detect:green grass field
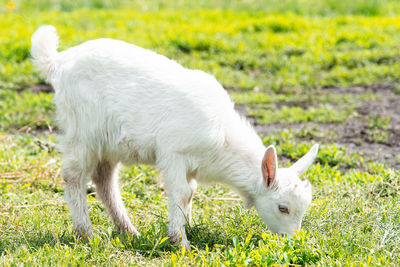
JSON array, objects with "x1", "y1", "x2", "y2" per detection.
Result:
[{"x1": 1, "y1": 0, "x2": 400, "y2": 265}]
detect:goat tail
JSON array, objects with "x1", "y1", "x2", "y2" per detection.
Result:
[{"x1": 31, "y1": 25, "x2": 59, "y2": 80}]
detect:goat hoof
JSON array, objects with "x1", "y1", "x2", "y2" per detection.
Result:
[
  {"x1": 182, "y1": 241, "x2": 191, "y2": 252},
  {"x1": 131, "y1": 229, "x2": 141, "y2": 238},
  {"x1": 168, "y1": 232, "x2": 191, "y2": 251},
  {"x1": 75, "y1": 228, "x2": 93, "y2": 243},
  {"x1": 120, "y1": 224, "x2": 141, "y2": 238}
]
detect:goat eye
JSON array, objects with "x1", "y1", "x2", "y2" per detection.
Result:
[{"x1": 278, "y1": 205, "x2": 289, "y2": 214}]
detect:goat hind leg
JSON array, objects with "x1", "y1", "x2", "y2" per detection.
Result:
[
  {"x1": 186, "y1": 179, "x2": 197, "y2": 225},
  {"x1": 92, "y1": 160, "x2": 140, "y2": 237},
  {"x1": 62, "y1": 159, "x2": 93, "y2": 241}
]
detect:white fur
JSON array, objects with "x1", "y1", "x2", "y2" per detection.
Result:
[{"x1": 31, "y1": 25, "x2": 318, "y2": 248}]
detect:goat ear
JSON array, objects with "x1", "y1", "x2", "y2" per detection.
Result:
[
  {"x1": 262, "y1": 145, "x2": 278, "y2": 188},
  {"x1": 290, "y1": 144, "x2": 319, "y2": 176}
]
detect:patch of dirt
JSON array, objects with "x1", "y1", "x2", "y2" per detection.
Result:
[
  {"x1": 274, "y1": 101, "x2": 312, "y2": 109},
  {"x1": 30, "y1": 84, "x2": 54, "y2": 94},
  {"x1": 235, "y1": 84, "x2": 400, "y2": 170}
]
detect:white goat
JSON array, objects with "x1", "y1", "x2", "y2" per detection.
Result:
[{"x1": 31, "y1": 25, "x2": 319, "y2": 249}]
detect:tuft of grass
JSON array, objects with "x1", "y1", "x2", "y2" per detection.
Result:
[{"x1": 367, "y1": 115, "x2": 391, "y2": 143}]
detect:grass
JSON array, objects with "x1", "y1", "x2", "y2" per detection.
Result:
[
  {"x1": 1, "y1": 133, "x2": 399, "y2": 265},
  {"x1": 367, "y1": 115, "x2": 391, "y2": 143},
  {"x1": 1, "y1": 0, "x2": 400, "y2": 265}
]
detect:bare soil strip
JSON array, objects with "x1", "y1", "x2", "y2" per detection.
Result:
[{"x1": 235, "y1": 84, "x2": 400, "y2": 170}]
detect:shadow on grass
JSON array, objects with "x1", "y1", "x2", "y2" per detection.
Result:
[
  {"x1": 0, "y1": 230, "x2": 76, "y2": 255},
  {"x1": 186, "y1": 223, "x2": 235, "y2": 249},
  {"x1": 0, "y1": 219, "x2": 251, "y2": 259},
  {"x1": 110, "y1": 221, "x2": 236, "y2": 258}
]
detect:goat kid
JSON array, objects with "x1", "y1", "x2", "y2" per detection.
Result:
[{"x1": 31, "y1": 25, "x2": 319, "y2": 249}]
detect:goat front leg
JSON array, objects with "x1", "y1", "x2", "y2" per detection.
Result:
[{"x1": 161, "y1": 160, "x2": 193, "y2": 250}]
